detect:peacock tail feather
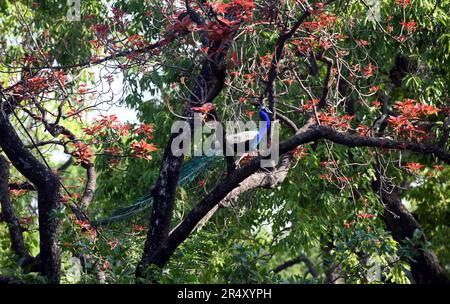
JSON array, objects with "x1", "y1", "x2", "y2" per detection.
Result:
[{"x1": 93, "y1": 154, "x2": 216, "y2": 226}]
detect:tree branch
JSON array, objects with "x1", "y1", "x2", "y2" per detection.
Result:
[
  {"x1": 139, "y1": 122, "x2": 449, "y2": 268},
  {"x1": 136, "y1": 36, "x2": 233, "y2": 279},
  {"x1": 372, "y1": 165, "x2": 450, "y2": 284},
  {"x1": 272, "y1": 254, "x2": 319, "y2": 279},
  {"x1": 0, "y1": 102, "x2": 61, "y2": 283}
]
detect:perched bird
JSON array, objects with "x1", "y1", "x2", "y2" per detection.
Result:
[{"x1": 94, "y1": 105, "x2": 272, "y2": 225}]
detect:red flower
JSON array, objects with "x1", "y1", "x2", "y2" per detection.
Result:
[
  {"x1": 170, "y1": 15, "x2": 194, "y2": 33},
  {"x1": 91, "y1": 23, "x2": 109, "y2": 36},
  {"x1": 104, "y1": 147, "x2": 121, "y2": 156},
  {"x1": 371, "y1": 100, "x2": 382, "y2": 108},
  {"x1": 369, "y1": 86, "x2": 381, "y2": 92},
  {"x1": 192, "y1": 103, "x2": 216, "y2": 113},
  {"x1": 356, "y1": 39, "x2": 369, "y2": 47},
  {"x1": 197, "y1": 179, "x2": 206, "y2": 187},
  {"x1": 356, "y1": 124, "x2": 370, "y2": 136},
  {"x1": 259, "y1": 53, "x2": 273, "y2": 68},
  {"x1": 434, "y1": 165, "x2": 444, "y2": 171},
  {"x1": 107, "y1": 240, "x2": 119, "y2": 250},
  {"x1": 343, "y1": 221, "x2": 355, "y2": 228},
  {"x1": 75, "y1": 219, "x2": 91, "y2": 230},
  {"x1": 302, "y1": 99, "x2": 319, "y2": 111},
  {"x1": 387, "y1": 115, "x2": 410, "y2": 133},
  {"x1": 83, "y1": 124, "x2": 103, "y2": 136},
  {"x1": 136, "y1": 123, "x2": 155, "y2": 139},
  {"x1": 362, "y1": 63, "x2": 377, "y2": 77},
  {"x1": 72, "y1": 142, "x2": 94, "y2": 166},
  {"x1": 319, "y1": 174, "x2": 332, "y2": 181},
  {"x1": 357, "y1": 213, "x2": 375, "y2": 219},
  {"x1": 9, "y1": 189, "x2": 27, "y2": 197},
  {"x1": 133, "y1": 224, "x2": 146, "y2": 232},
  {"x1": 404, "y1": 162, "x2": 425, "y2": 172},
  {"x1": 400, "y1": 21, "x2": 418, "y2": 32},
  {"x1": 337, "y1": 176, "x2": 352, "y2": 182},
  {"x1": 282, "y1": 78, "x2": 295, "y2": 85},
  {"x1": 293, "y1": 146, "x2": 308, "y2": 159},
  {"x1": 395, "y1": 0, "x2": 411, "y2": 8},
  {"x1": 131, "y1": 140, "x2": 159, "y2": 160},
  {"x1": 321, "y1": 160, "x2": 338, "y2": 168},
  {"x1": 231, "y1": 52, "x2": 238, "y2": 65},
  {"x1": 112, "y1": 7, "x2": 125, "y2": 19},
  {"x1": 245, "y1": 110, "x2": 256, "y2": 118},
  {"x1": 83, "y1": 114, "x2": 121, "y2": 136},
  {"x1": 116, "y1": 124, "x2": 132, "y2": 136}
]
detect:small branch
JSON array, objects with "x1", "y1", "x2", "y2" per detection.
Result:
[
  {"x1": 272, "y1": 254, "x2": 319, "y2": 279},
  {"x1": 317, "y1": 56, "x2": 333, "y2": 108},
  {"x1": 79, "y1": 163, "x2": 96, "y2": 209},
  {"x1": 275, "y1": 111, "x2": 299, "y2": 132}
]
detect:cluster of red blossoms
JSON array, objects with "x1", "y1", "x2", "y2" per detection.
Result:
[
  {"x1": 168, "y1": 0, "x2": 255, "y2": 43},
  {"x1": 12, "y1": 71, "x2": 68, "y2": 95},
  {"x1": 79, "y1": 114, "x2": 159, "y2": 164},
  {"x1": 395, "y1": 0, "x2": 411, "y2": 8},
  {"x1": 71, "y1": 142, "x2": 94, "y2": 166},
  {"x1": 318, "y1": 112, "x2": 355, "y2": 131},
  {"x1": 387, "y1": 98, "x2": 440, "y2": 140},
  {"x1": 301, "y1": 13, "x2": 337, "y2": 31},
  {"x1": 130, "y1": 140, "x2": 159, "y2": 160}
]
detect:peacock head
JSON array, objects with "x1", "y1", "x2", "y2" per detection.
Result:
[{"x1": 258, "y1": 105, "x2": 272, "y2": 121}]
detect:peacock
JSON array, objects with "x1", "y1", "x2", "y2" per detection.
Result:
[{"x1": 93, "y1": 105, "x2": 271, "y2": 225}]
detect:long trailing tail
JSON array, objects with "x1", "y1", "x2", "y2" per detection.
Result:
[{"x1": 93, "y1": 154, "x2": 215, "y2": 226}]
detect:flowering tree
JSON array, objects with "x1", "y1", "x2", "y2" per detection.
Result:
[{"x1": 0, "y1": 0, "x2": 449, "y2": 284}]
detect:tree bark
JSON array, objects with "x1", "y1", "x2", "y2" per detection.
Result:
[
  {"x1": 372, "y1": 170, "x2": 450, "y2": 284},
  {"x1": 0, "y1": 104, "x2": 61, "y2": 283},
  {"x1": 135, "y1": 37, "x2": 229, "y2": 280},
  {"x1": 133, "y1": 122, "x2": 450, "y2": 273}
]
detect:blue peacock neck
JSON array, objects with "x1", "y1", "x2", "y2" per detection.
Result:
[{"x1": 255, "y1": 109, "x2": 271, "y2": 146}]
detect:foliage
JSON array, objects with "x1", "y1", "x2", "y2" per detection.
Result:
[{"x1": 0, "y1": 0, "x2": 448, "y2": 284}]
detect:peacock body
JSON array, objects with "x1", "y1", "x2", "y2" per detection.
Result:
[{"x1": 94, "y1": 107, "x2": 271, "y2": 225}]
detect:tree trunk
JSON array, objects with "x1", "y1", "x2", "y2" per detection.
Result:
[
  {"x1": 0, "y1": 104, "x2": 61, "y2": 283},
  {"x1": 372, "y1": 174, "x2": 450, "y2": 284}
]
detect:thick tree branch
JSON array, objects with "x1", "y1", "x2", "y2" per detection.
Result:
[
  {"x1": 0, "y1": 103, "x2": 60, "y2": 283},
  {"x1": 372, "y1": 167, "x2": 450, "y2": 284},
  {"x1": 140, "y1": 122, "x2": 449, "y2": 268},
  {"x1": 136, "y1": 36, "x2": 233, "y2": 278},
  {"x1": 311, "y1": 126, "x2": 450, "y2": 164}
]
